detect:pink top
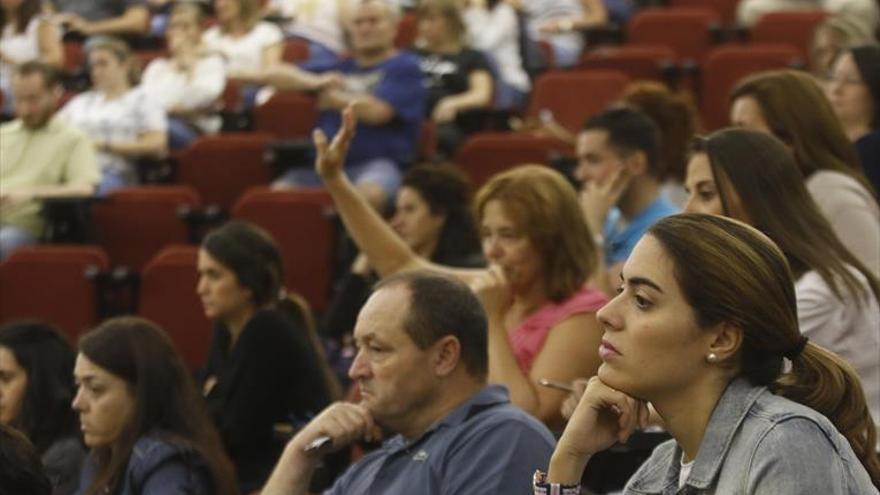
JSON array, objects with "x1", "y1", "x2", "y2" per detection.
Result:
[{"x1": 509, "y1": 286, "x2": 608, "y2": 372}]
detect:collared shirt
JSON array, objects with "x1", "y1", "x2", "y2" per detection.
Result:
[
  {"x1": 603, "y1": 194, "x2": 679, "y2": 265},
  {"x1": 0, "y1": 116, "x2": 99, "y2": 235},
  {"x1": 326, "y1": 385, "x2": 556, "y2": 495},
  {"x1": 624, "y1": 377, "x2": 877, "y2": 494}
]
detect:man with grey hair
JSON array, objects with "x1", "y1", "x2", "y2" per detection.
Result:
[{"x1": 262, "y1": 271, "x2": 556, "y2": 494}]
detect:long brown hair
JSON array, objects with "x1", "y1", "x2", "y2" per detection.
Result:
[
  {"x1": 730, "y1": 70, "x2": 874, "y2": 194},
  {"x1": 474, "y1": 164, "x2": 596, "y2": 302},
  {"x1": 78, "y1": 317, "x2": 238, "y2": 495},
  {"x1": 692, "y1": 128, "x2": 880, "y2": 306},
  {"x1": 0, "y1": 0, "x2": 40, "y2": 34},
  {"x1": 649, "y1": 214, "x2": 879, "y2": 486}
]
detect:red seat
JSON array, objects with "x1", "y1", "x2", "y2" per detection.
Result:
[
  {"x1": 253, "y1": 91, "x2": 318, "y2": 139},
  {"x1": 751, "y1": 11, "x2": 828, "y2": 60},
  {"x1": 282, "y1": 38, "x2": 311, "y2": 64},
  {"x1": 0, "y1": 246, "x2": 109, "y2": 341},
  {"x1": 63, "y1": 40, "x2": 85, "y2": 73},
  {"x1": 669, "y1": 0, "x2": 739, "y2": 25},
  {"x1": 527, "y1": 70, "x2": 630, "y2": 132},
  {"x1": 175, "y1": 133, "x2": 273, "y2": 211},
  {"x1": 578, "y1": 45, "x2": 676, "y2": 82},
  {"x1": 231, "y1": 187, "x2": 336, "y2": 312},
  {"x1": 700, "y1": 44, "x2": 803, "y2": 130},
  {"x1": 394, "y1": 11, "x2": 418, "y2": 49},
  {"x1": 138, "y1": 245, "x2": 212, "y2": 370},
  {"x1": 627, "y1": 8, "x2": 721, "y2": 63},
  {"x1": 92, "y1": 186, "x2": 200, "y2": 271},
  {"x1": 454, "y1": 132, "x2": 574, "y2": 188},
  {"x1": 220, "y1": 80, "x2": 243, "y2": 113}
]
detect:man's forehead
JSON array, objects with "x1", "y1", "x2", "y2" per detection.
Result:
[
  {"x1": 354, "y1": 1, "x2": 395, "y2": 20},
  {"x1": 353, "y1": 285, "x2": 410, "y2": 339}
]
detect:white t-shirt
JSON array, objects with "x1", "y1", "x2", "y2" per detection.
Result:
[
  {"x1": 141, "y1": 54, "x2": 226, "y2": 133},
  {"x1": 521, "y1": 0, "x2": 584, "y2": 52},
  {"x1": 268, "y1": 0, "x2": 356, "y2": 54},
  {"x1": 0, "y1": 17, "x2": 43, "y2": 95},
  {"x1": 464, "y1": 4, "x2": 530, "y2": 92},
  {"x1": 796, "y1": 267, "x2": 880, "y2": 430},
  {"x1": 58, "y1": 87, "x2": 167, "y2": 179},
  {"x1": 202, "y1": 21, "x2": 283, "y2": 73}
]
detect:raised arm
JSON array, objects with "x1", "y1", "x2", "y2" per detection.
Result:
[{"x1": 315, "y1": 106, "x2": 484, "y2": 284}]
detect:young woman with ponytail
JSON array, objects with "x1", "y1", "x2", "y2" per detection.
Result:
[{"x1": 536, "y1": 214, "x2": 878, "y2": 494}]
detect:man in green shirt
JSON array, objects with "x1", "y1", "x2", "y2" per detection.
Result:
[{"x1": 0, "y1": 61, "x2": 99, "y2": 260}]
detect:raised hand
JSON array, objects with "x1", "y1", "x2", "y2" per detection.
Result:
[{"x1": 314, "y1": 103, "x2": 357, "y2": 182}]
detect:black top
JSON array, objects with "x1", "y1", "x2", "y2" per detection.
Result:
[
  {"x1": 200, "y1": 308, "x2": 331, "y2": 492},
  {"x1": 856, "y1": 130, "x2": 880, "y2": 193},
  {"x1": 415, "y1": 48, "x2": 493, "y2": 134}
]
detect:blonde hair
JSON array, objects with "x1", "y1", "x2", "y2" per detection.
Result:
[{"x1": 474, "y1": 165, "x2": 597, "y2": 302}]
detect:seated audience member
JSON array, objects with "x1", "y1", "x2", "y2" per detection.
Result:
[
  {"x1": 738, "y1": 0, "x2": 879, "y2": 38},
  {"x1": 621, "y1": 81, "x2": 701, "y2": 208},
  {"x1": 684, "y1": 128, "x2": 880, "y2": 432},
  {"x1": 46, "y1": 0, "x2": 150, "y2": 36},
  {"x1": 265, "y1": 0, "x2": 426, "y2": 209},
  {"x1": 322, "y1": 164, "x2": 483, "y2": 344},
  {"x1": 415, "y1": 0, "x2": 493, "y2": 159},
  {"x1": 141, "y1": 2, "x2": 225, "y2": 150},
  {"x1": 264, "y1": 0, "x2": 355, "y2": 66},
  {"x1": 58, "y1": 37, "x2": 167, "y2": 195},
  {"x1": 0, "y1": 0, "x2": 63, "y2": 115},
  {"x1": 575, "y1": 107, "x2": 680, "y2": 294},
  {"x1": 827, "y1": 44, "x2": 880, "y2": 192},
  {"x1": 0, "y1": 424, "x2": 51, "y2": 495},
  {"x1": 0, "y1": 322, "x2": 84, "y2": 495},
  {"x1": 202, "y1": 0, "x2": 282, "y2": 107},
  {"x1": 312, "y1": 107, "x2": 607, "y2": 427},
  {"x1": 810, "y1": 15, "x2": 874, "y2": 78},
  {"x1": 511, "y1": 0, "x2": 607, "y2": 70},
  {"x1": 197, "y1": 221, "x2": 339, "y2": 492},
  {"x1": 462, "y1": 0, "x2": 530, "y2": 111},
  {"x1": 0, "y1": 62, "x2": 99, "y2": 260},
  {"x1": 731, "y1": 69, "x2": 880, "y2": 277},
  {"x1": 73, "y1": 317, "x2": 237, "y2": 495},
  {"x1": 537, "y1": 213, "x2": 880, "y2": 493},
  {"x1": 262, "y1": 271, "x2": 557, "y2": 495}
]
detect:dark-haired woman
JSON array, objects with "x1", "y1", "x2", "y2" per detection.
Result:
[
  {"x1": 684, "y1": 128, "x2": 880, "y2": 438},
  {"x1": 73, "y1": 317, "x2": 237, "y2": 495},
  {"x1": 322, "y1": 164, "x2": 483, "y2": 344},
  {"x1": 827, "y1": 44, "x2": 880, "y2": 192},
  {"x1": 537, "y1": 214, "x2": 879, "y2": 493},
  {"x1": 0, "y1": 321, "x2": 83, "y2": 495},
  {"x1": 197, "y1": 220, "x2": 339, "y2": 492}
]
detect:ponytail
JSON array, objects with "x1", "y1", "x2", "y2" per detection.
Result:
[{"x1": 774, "y1": 343, "x2": 880, "y2": 486}]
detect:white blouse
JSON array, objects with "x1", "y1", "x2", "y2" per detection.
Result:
[
  {"x1": 202, "y1": 21, "x2": 283, "y2": 73},
  {"x1": 141, "y1": 54, "x2": 226, "y2": 133}
]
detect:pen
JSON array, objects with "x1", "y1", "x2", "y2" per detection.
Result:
[{"x1": 538, "y1": 378, "x2": 575, "y2": 392}]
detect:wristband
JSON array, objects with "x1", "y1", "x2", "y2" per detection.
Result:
[{"x1": 533, "y1": 470, "x2": 581, "y2": 495}]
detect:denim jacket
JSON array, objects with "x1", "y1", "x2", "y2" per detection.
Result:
[
  {"x1": 624, "y1": 377, "x2": 878, "y2": 494},
  {"x1": 76, "y1": 435, "x2": 212, "y2": 495}
]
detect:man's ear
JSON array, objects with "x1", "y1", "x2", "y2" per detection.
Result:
[
  {"x1": 624, "y1": 150, "x2": 648, "y2": 177},
  {"x1": 431, "y1": 335, "x2": 461, "y2": 377}
]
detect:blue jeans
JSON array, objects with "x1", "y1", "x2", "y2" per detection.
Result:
[
  {"x1": 168, "y1": 117, "x2": 200, "y2": 150},
  {"x1": 97, "y1": 168, "x2": 134, "y2": 196},
  {"x1": 0, "y1": 225, "x2": 37, "y2": 260}
]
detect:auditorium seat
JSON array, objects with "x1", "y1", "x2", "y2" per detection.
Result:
[
  {"x1": 527, "y1": 69, "x2": 630, "y2": 132},
  {"x1": 0, "y1": 245, "x2": 109, "y2": 342},
  {"x1": 751, "y1": 11, "x2": 828, "y2": 60},
  {"x1": 578, "y1": 45, "x2": 677, "y2": 83},
  {"x1": 454, "y1": 132, "x2": 575, "y2": 188},
  {"x1": 394, "y1": 11, "x2": 418, "y2": 49},
  {"x1": 627, "y1": 7, "x2": 721, "y2": 63},
  {"x1": 282, "y1": 38, "x2": 311, "y2": 64},
  {"x1": 231, "y1": 187, "x2": 336, "y2": 313},
  {"x1": 253, "y1": 91, "x2": 318, "y2": 139},
  {"x1": 669, "y1": 0, "x2": 739, "y2": 25}
]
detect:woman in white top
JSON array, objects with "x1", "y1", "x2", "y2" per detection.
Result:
[
  {"x1": 58, "y1": 37, "x2": 167, "y2": 195},
  {"x1": 684, "y1": 128, "x2": 880, "y2": 432},
  {"x1": 141, "y1": 3, "x2": 225, "y2": 149},
  {"x1": 264, "y1": 0, "x2": 355, "y2": 66},
  {"x1": 730, "y1": 69, "x2": 880, "y2": 278},
  {"x1": 462, "y1": 0, "x2": 530, "y2": 110},
  {"x1": 203, "y1": 0, "x2": 282, "y2": 108},
  {"x1": 0, "y1": 0, "x2": 62, "y2": 114}
]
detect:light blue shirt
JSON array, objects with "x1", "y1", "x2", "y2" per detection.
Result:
[
  {"x1": 326, "y1": 385, "x2": 556, "y2": 495},
  {"x1": 624, "y1": 377, "x2": 877, "y2": 494},
  {"x1": 603, "y1": 195, "x2": 679, "y2": 265}
]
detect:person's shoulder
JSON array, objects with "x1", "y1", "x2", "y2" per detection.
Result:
[
  {"x1": 806, "y1": 169, "x2": 872, "y2": 198},
  {"x1": 252, "y1": 21, "x2": 284, "y2": 39},
  {"x1": 744, "y1": 390, "x2": 844, "y2": 450},
  {"x1": 126, "y1": 434, "x2": 211, "y2": 492},
  {"x1": 623, "y1": 438, "x2": 679, "y2": 491},
  {"x1": 0, "y1": 119, "x2": 22, "y2": 134},
  {"x1": 241, "y1": 308, "x2": 304, "y2": 342}
]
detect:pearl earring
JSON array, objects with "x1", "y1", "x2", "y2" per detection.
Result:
[{"x1": 707, "y1": 352, "x2": 718, "y2": 363}]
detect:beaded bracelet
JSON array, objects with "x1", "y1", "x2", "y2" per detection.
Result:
[{"x1": 533, "y1": 470, "x2": 581, "y2": 495}]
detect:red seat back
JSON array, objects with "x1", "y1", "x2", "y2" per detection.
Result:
[
  {"x1": 231, "y1": 187, "x2": 336, "y2": 312},
  {"x1": 627, "y1": 8, "x2": 720, "y2": 63},
  {"x1": 527, "y1": 70, "x2": 630, "y2": 132},
  {"x1": 751, "y1": 11, "x2": 828, "y2": 60},
  {"x1": 138, "y1": 245, "x2": 212, "y2": 370},
  {"x1": 394, "y1": 11, "x2": 418, "y2": 49},
  {"x1": 253, "y1": 91, "x2": 318, "y2": 139},
  {"x1": 454, "y1": 132, "x2": 574, "y2": 188},
  {"x1": 669, "y1": 0, "x2": 739, "y2": 25},
  {"x1": 578, "y1": 45, "x2": 676, "y2": 82},
  {"x1": 282, "y1": 38, "x2": 311, "y2": 64},
  {"x1": 0, "y1": 246, "x2": 109, "y2": 342},
  {"x1": 92, "y1": 186, "x2": 200, "y2": 270},
  {"x1": 175, "y1": 133, "x2": 273, "y2": 211}
]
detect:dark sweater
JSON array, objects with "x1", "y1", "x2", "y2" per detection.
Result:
[{"x1": 200, "y1": 308, "x2": 331, "y2": 492}]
